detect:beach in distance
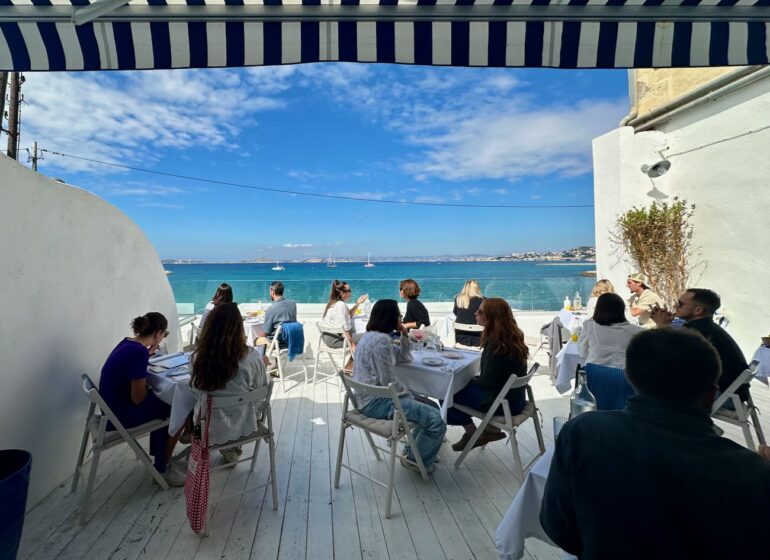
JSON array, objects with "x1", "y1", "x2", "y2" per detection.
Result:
[{"x1": 167, "y1": 261, "x2": 597, "y2": 313}]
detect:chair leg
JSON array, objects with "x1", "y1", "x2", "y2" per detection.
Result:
[
  {"x1": 509, "y1": 430, "x2": 525, "y2": 481},
  {"x1": 334, "y1": 421, "x2": 347, "y2": 488},
  {"x1": 71, "y1": 408, "x2": 93, "y2": 493},
  {"x1": 268, "y1": 433, "x2": 278, "y2": 510},
  {"x1": 301, "y1": 356, "x2": 309, "y2": 384},
  {"x1": 735, "y1": 400, "x2": 756, "y2": 451},
  {"x1": 384, "y1": 439, "x2": 398, "y2": 519},
  {"x1": 277, "y1": 353, "x2": 286, "y2": 393},
  {"x1": 363, "y1": 431, "x2": 381, "y2": 461},
  {"x1": 454, "y1": 428, "x2": 484, "y2": 469},
  {"x1": 80, "y1": 448, "x2": 101, "y2": 525},
  {"x1": 251, "y1": 439, "x2": 261, "y2": 473},
  {"x1": 532, "y1": 411, "x2": 546, "y2": 454},
  {"x1": 313, "y1": 350, "x2": 321, "y2": 384},
  {"x1": 126, "y1": 435, "x2": 169, "y2": 489},
  {"x1": 750, "y1": 406, "x2": 766, "y2": 446}
]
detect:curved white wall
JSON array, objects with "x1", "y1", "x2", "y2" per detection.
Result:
[
  {"x1": 0, "y1": 155, "x2": 180, "y2": 507},
  {"x1": 592, "y1": 75, "x2": 770, "y2": 356}
]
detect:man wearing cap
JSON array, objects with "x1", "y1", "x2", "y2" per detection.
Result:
[{"x1": 626, "y1": 273, "x2": 663, "y2": 329}]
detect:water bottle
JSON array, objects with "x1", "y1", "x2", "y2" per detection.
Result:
[
  {"x1": 362, "y1": 298, "x2": 372, "y2": 316},
  {"x1": 573, "y1": 291, "x2": 582, "y2": 310},
  {"x1": 569, "y1": 368, "x2": 597, "y2": 419},
  {"x1": 563, "y1": 295, "x2": 571, "y2": 310}
]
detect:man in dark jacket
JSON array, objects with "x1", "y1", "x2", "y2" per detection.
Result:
[
  {"x1": 652, "y1": 288, "x2": 750, "y2": 400},
  {"x1": 540, "y1": 328, "x2": 770, "y2": 560}
]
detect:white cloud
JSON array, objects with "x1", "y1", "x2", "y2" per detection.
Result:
[
  {"x1": 23, "y1": 69, "x2": 285, "y2": 175},
  {"x1": 283, "y1": 243, "x2": 313, "y2": 248}
]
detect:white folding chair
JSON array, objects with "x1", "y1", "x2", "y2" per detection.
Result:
[
  {"x1": 712, "y1": 360, "x2": 765, "y2": 450},
  {"x1": 453, "y1": 322, "x2": 484, "y2": 351},
  {"x1": 72, "y1": 374, "x2": 170, "y2": 525},
  {"x1": 453, "y1": 363, "x2": 546, "y2": 479},
  {"x1": 196, "y1": 383, "x2": 279, "y2": 535},
  {"x1": 313, "y1": 325, "x2": 352, "y2": 384},
  {"x1": 334, "y1": 371, "x2": 429, "y2": 518},
  {"x1": 265, "y1": 323, "x2": 309, "y2": 392}
]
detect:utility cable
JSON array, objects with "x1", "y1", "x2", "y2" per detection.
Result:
[{"x1": 41, "y1": 149, "x2": 594, "y2": 209}]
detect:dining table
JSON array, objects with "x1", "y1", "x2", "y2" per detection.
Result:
[
  {"x1": 558, "y1": 309, "x2": 588, "y2": 334},
  {"x1": 554, "y1": 341, "x2": 584, "y2": 394},
  {"x1": 751, "y1": 345, "x2": 770, "y2": 384},
  {"x1": 393, "y1": 347, "x2": 481, "y2": 421},
  {"x1": 146, "y1": 352, "x2": 197, "y2": 435},
  {"x1": 243, "y1": 316, "x2": 266, "y2": 346}
]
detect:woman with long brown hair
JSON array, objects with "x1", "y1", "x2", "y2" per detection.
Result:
[
  {"x1": 317, "y1": 279, "x2": 368, "y2": 351},
  {"x1": 190, "y1": 302, "x2": 269, "y2": 463},
  {"x1": 198, "y1": 282, "x2": 234, "y2": 331},
  {"x1": 446, "y1": 298, "x2": 530, "y2": 451}
]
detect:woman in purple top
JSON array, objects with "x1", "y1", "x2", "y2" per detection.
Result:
[{"x1": 99, "y1": 312, "x2": 185, "y2": 486}]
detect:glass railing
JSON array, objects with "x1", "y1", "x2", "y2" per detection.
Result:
[{"x1": 169, "y1": 276, "x2": 597, "y2": 313}]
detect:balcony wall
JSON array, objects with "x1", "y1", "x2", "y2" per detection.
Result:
[{"x1": 0, "y1": 155, "x2": 179, "y2": 507}]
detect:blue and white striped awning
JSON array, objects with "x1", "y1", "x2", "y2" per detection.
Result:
[{"x1": 1, "y1": 0, "x2": 769, "y2": 71}]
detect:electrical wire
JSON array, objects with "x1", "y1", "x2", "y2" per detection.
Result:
[{"x1": 40, "y1": 149, "x2": 594, "y2": 209}]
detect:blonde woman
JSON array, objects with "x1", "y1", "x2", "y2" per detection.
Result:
[
  {"x1": 586, "y1": 279, "x2": 615, "y2": 318},
  {"x1": 453, "y1": 280, "x2": 484, "y2": 347}
]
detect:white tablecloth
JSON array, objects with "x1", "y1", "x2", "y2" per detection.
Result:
[
  {"x1": 243, "y1": 317, "x2": 266, "y2": 346},
  {"x1": 554, "y1": 342, "x2": 583, "y2": 394},
  {"x1": 752, "y1": 346, "x2": 770, "y2": 384},
  {"x1": 393, "y1": 349, "x2": 481, "y2": 421},
  {"x1": 147, "y1": 361, "x2": 197, "y2": 435},
  {"x1": 558, "y1": 310, "x2": 588, "y2": 334},
  {"x1": 496, "y1": 447, "x2": 558, "y2": 560},
  {"x1": 353, "y1": 314, "x2": 369, "y2": 334}
]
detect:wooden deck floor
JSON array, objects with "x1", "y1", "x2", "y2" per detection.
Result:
[{"x1": 19, "y1": 366, "x2": 770, "y2": 560}]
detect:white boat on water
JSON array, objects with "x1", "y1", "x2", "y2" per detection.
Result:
[
  {"x1": 364, "y1": 253, "x2": 375, "y2": 268},
  {"x1": 272, "y1": 261, "x2": 285, "y2": 271},
  {"x1": 326, "y1": 255, "x2": 337, "y2": 268}
]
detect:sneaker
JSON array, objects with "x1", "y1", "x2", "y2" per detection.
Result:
[
  {"x1": 451, "y1": 432, "x2": 472, "y2": 452},
  {"x1": 400, "y1": 455, "x2": 434, "y2": 475},
  {"x1": 220, "y1": 447, "x2": 240, "y2": 464},
  {"x1": 161, "y1": 463, "x2": 186, "y2": 487},
  {"x1": 472, "y1": 430, "x2": 506, "y2": 449}
]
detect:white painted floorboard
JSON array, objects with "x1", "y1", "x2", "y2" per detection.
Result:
[{"x1": 20, "y1": 367, "x2": 770, "y2": 560}]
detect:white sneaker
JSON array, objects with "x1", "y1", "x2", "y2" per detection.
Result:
[
  {"x1": 220, "y1": 447, "x2": 240, "y2": 464},
  {"x1": 161, "y1": 462, "x2": 187, "y2": 487},
  {"x1": 400, "y1": 455, "x2": 434, "y2": 475}
]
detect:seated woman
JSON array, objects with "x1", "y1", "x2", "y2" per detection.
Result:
[
  {"x1": 99, "y1": 312, "x2": 185, "y2": 486},
  {"x1": 353, "y1": 299, "x2": 447, "y2": 473},
  {"x1": 446, "y1": 298, "x2": 529, "y2": 451},
  {"x1": 578, "y1": 293, "x2": 642, "y2": 369},
  {"x1": 190, "y1": 303, "x2": 270, "y2": 463},
  {"x1": 317, "y1": 279, "x2": 368, "y2": 353},
  {"x1": 585, "y1": 279, "x2": 615, "y2": 318},
  {"x1": 400, "y1": 279, "x2": 430, "y2": 330},
  {"x1": 453, "y1": 279, "x2": 484, "y2": 347},
  {"x1": 198, "y1": 283, "x2": 233, "y2": 332}
]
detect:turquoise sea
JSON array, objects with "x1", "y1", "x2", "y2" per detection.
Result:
[{"x1": 167, "y1": 261, "x2": 596, "y2": 313}]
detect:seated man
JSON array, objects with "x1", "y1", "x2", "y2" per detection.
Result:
[
  {"x1": 625, "y1": 272, "x2": 662, "y2": 329},
  {"x1": 261, "y1": 281, "x2": 297, "y2": 344},
  {"x1": 652, "y1": 288, "x2": 750, "y2": 403},
  {"x1": 540, "y1": 328, "x2": 770, "y2": 559}
]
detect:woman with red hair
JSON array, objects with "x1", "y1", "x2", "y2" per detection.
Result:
[{"x1": 446, "y1": 298, "x2": 529, "y2": 451}]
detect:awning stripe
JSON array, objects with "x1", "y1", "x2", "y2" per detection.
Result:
[{"x1": 2, "y1": 1, "x2": 770, "y2": 70}]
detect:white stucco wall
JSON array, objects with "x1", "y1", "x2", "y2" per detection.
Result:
[
  {"x1": 592, "y1": 76, "x2": 770, "y2": 356},
  {"x1": 0, "y1": 156, "x2": 180, "y2": 507}
]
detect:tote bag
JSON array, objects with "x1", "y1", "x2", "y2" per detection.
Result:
[{"x1": 185, "y1": 395, "x2": 211, "y2": 534}]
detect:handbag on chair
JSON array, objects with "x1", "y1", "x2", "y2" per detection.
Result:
[{"x1": 185, "y1": 396, "x2": 212, "y2": 535}]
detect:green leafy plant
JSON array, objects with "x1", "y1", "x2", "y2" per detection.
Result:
[{"x1": 613, "y1": 198, "x2": 696, "y2": 305}]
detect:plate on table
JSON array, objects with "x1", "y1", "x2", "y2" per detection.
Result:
[
  {"x1": 421, "y1": 356, "x2": 447, "y2": 367},
  {"x1": 442, "y1": 350, "x2": 463, "y2": 360}
]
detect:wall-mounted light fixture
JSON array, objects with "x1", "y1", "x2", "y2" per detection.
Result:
[{"x1": 641, "y1": 160, "x2": 671, "y2": 178}]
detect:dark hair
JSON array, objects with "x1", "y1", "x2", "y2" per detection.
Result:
[
  {"x1": 191, "y1": 303, "x2": 248, "y2": 392},
  {"x1": 270, "y1": 281, "x2": 285, "y2": 297},
  {"x1": 324, "y1": 279, "x2": 350, "y2": 316},
  {"x1": 367, "y1": 299, "x2": 401, "y2": 333},
  {"x1": 480, "y1": 298, "x2": 528, "y2": 362},
  {"x1": 399, "y1": 279, "x2": 421, "y2": 299},
  {"x1": 592, "y1": 293, "x2": 628, "y2": 326},
  {"x1": 211, "y1": 283, "x2": 233, "y2": 305},
  {"x1": 131, "y1": 312, "x2": 168, "y2": 337},
  {"x1": 625, "y1": 328, "x2": 721, "y2": 405},
  {"x1": 686, "y1": 288, "x2": 721, "y2": 315}
]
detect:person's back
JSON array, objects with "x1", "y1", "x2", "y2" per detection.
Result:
[
  {"x1": 262, "y1": 297, "x2": 297, "y2": 337},
  {"x1": 686, "y1": 318, "x2": 749, "y2": 400},
  {"x1": 541, "y1": 328, "x2": 770, "y2": 559}
]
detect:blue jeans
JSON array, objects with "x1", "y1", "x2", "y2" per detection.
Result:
[{"x1": 360, "y1": 396, "x2": 447, "y2": 468}]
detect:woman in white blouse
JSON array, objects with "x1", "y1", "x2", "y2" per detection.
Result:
[
  {"x1": 317, "y1": 279, "x2": 368, "y2": 352},
  {"x1": 190, "y1": 302, "x2": 269, "y2": 463},
  {"x1": 585, "y1": 278, "x2": 615, "y2": 318},
  {"x1": 352, "y1": 299, "x2": 446, "y2": 474},
  {"x1": 578, "y1": 293, "x2": 643, "y2": 369}
]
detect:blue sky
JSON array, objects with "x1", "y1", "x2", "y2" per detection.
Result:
[{"x1": 22, "y1": 64, "x2": 628, "y2": 261}]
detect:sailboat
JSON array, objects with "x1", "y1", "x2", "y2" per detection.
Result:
[
  {"x1": 272, "y1": 260, "x2": 285, "y2": 271},
  {"x1": 364, "y1": 253, "x2": 375, "y2": 268},
  {"x1": 326, "y1": 255, "x2": 337, "y2": 268}
]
